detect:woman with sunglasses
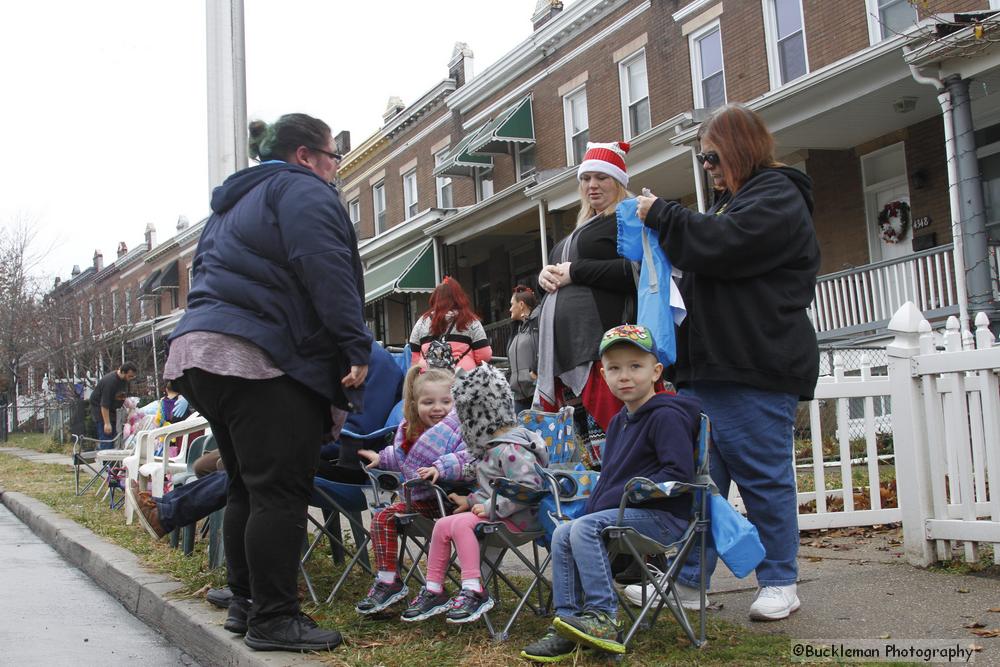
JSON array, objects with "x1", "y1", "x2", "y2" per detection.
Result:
[{"x1": 635, "y1": 104, "x2": 820, "y2": 622}]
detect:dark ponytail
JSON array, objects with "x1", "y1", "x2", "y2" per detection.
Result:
[{"x1": 247, "y1": 113, "x2": 331, "y2": 162}]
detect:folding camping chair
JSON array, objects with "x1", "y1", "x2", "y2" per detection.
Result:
[
  {"x1": 71, "y1": 432, "x2": 123, "y2": 496},
  {"x1": 391, "y1": 476, "x2": 465, "y2": 592},
  {"x1": 601, "y1": 413, "x2": 712, "y2": 649}
]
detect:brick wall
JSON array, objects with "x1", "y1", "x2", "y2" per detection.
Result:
[
  {"x1": 720, "y1": 1, "x2": 770, "y2": 103},
  {"x1": 808, "y1": 149, "x2": 869, "y2": 274},
  {"x1": 904, "y1": 116, "x2": 952, "y2": 251}
]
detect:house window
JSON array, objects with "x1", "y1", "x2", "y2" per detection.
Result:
[
  {"x1": 476, "y1": 167, "x2": 494, "y2": 202},
  {"x1": 349, "y1": 198, "x2": 361, "y2": 233},
  {"x1": 125, "y1": 288, "x2": 132, "y2": 324},
  {"x1": 515, "y1": 144, "x2": 536, "y2": 180},
  {"x1": 563, "y1": 87, "x2": 589, "y2": 165},
  {"x1": 88, "y1": 301, "x2": 94, "y2": 333},
  {"x1": 866, "y1": 0, "x2": 918, "y2": 43},
  {"x1": 763, "y1": 0, "x2": 808, "y2": 88},
  {"x1": 402, "y1": 169, "x2": 419, "y2": 219},
  {"x1": 372, "y1": 182, "x2": 386, "y2": 234},
  {"x1": 111, "y1": 291, "x2": 119, "y2": 325},
  {"x1": 690, "y1": 22, "x2": 726, "y2": 109},
  {"x1": 434, "y1": 149, "x2": 453, "y2": 208},
  {"x1": 619, "y1": 50, "x2": 650, "y2": 140}
]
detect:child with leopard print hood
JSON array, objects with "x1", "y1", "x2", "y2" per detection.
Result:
[{"x1": 399, "y1": 362, "x2": 549, "y2": 626}]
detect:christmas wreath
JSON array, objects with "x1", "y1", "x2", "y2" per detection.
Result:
[{"x1": 877, "y1": 200, "x2": 910, "y2": 244}]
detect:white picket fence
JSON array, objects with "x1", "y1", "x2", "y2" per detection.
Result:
[{"x1": 789, "y1": 301, "x2": 1000, "y2": 566}]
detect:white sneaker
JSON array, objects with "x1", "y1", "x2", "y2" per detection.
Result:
[
  {"x1": 623, "y1": 579, "x2": 702, "y2": 611},
  {"x1": 748, "y1": 584, "x2": 800, "y2": 621}
]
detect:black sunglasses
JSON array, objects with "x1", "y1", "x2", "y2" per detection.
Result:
[
  {"x1": 695, "y1": 151, "x2": 720, "y2": 166},
  {"x1": 310, "y1": 146, "x2": 343, "y2": 162}
]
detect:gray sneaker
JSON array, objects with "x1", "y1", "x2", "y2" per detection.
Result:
[{"x1": 355, "y1": 578, "x2": 408, "y2": 614}]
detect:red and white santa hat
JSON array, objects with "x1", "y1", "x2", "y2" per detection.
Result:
[{"x1": 577, "y1": 141, "x2": 631, "y2": 186}]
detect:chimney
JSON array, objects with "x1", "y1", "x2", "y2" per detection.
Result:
[
  {"x1": 144, "y1": 222, "x2": 157, "y2": 251},
  {"x1": 54, "y1": 277, "x2": 61, "y2": 288},
  {"x1": 71, "y1": 265, "x2": 81, "y2": 277},
  {"x1": 334, "y1": 130, "x2": 351, "y2": 156},
  {"x1": 532, "y1": 0, "x2": 564, "y2": 31},
  {"x1": 448, "y1": 42, "x2": 474, "y2": 87},
  {"x1": 117, "y1": 241, "x2": 128, "y2": 257},
  {"x1": 382, "y1": 96, "x2": 406, "y2": 124},
  {"x1": 93, "y1": 250, "x2": 104, "y2": 272},
  {"x1": 177, "y1": 215, "x2": 190, "y2": 232}
]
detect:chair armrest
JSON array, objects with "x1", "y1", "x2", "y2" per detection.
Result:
[
  {"x1": 485, "y1": 477, "x2": 547, "y2": 522},
  {"x1": 616, "y1": 477, "x2": 710, "y2": 524},
  {"x1": 402, "y1": 477, "x2": 450, "y2": 517}
]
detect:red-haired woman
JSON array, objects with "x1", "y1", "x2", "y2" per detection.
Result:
[
  {"x1": 408, "y1": 277, "x2": 492, "y2": 371},
  {"x1": 636, "y1": 104, "x2": 820, "y2": 622}
]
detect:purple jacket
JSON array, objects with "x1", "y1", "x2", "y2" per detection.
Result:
[{"x1": 378, "y1": 410, "x2": 473, "y2": 499}]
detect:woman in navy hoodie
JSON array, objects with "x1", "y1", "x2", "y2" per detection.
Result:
[
  {"x1": 165, "y1": 113, "x2": 371, "y2": 653},
  {"x1": 636, "y1": 104, "x2": 820, "y2": 622}
]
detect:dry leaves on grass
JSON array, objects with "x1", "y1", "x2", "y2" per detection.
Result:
[{"x1": 969, "y1": 628, "x2": 1000, "y2": 638}]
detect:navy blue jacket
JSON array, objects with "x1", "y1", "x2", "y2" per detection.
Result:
[
  {"x1": 585, "y1": 393, "x2": 701, "y2": 519},
  {"x1": 170, "y1": 162, "x2": 373, "y2": 410}
]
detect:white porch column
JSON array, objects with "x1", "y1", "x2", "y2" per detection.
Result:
[
  {"x1": 886, "y1": 302, "x2": 936, "y2": 566},
  {"x1": 206, "y1": 0, "x2": 248, "y2": 192},
  {"x1": 432, "y1": 237, "x2": 442, "y2": 284},
  {"x1": 537, "y1": 200, "x2": 549, "y2": 263}
]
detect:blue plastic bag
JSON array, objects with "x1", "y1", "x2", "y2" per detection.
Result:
[
  {"x1": 615, "y1": 198, "x2": 683, "y2": 367},
  {"x1": 709, "y1": 493, "x2": 766, "y2": 579}
]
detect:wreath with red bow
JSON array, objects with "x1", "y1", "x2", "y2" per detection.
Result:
[{"x1": 878, "y1": 200, "x2": 910, "y2": 244}]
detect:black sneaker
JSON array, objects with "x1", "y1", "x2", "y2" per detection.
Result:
[
  {"x1": 521, "y1": 628, "x2": 581, "y2": 663},
  {"x1": 553, "y1": 610, "x2": 625, "y2": 654},
  {"x1": 243, "y1": 613, "x2": 342, "y2": 652},
  {"x1": 355, "y1": 578, "x2": 408, "y2": 614},
  {"x1": 444, "y1": 589, "x2": 494, "y2": 624},
  {"x1": 206, "y1": 587, "x2": 233, "y2": 609},
  {"x1": 400, "y1": 587, "x2": 451, "y2": 622},
  {"x1": 223, "y1": 595, "x2": 250, "y2": 635}
]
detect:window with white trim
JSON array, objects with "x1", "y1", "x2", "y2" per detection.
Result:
[
  {"x1": 434, "y1": 149, "x2": 453, "y2": 208},
  {"x1": 619, "y1": 50, "x2": 650, "y2": 140},
  {"x1": 372, "y1": 182, "x2": 386, "y2": 234},
  {"x1": 111, "y1": 290, "x2": 119, "y2": 326},
  {"x1": 125, "y1": 288, "x2": 132, "y2": 324},
  {"x1": 475, "y1": 166, "x2": 494, "y2": 202},
  {"x1": 348, "y1": 198, "x2": 361, "y2": 233},
  {"x1": 563, "y1": 87, "x2": 589, "y2": 165},
  {"x1": 763, "y1": 0, "x2": 808, "y2": 89},
  {"x1": 690, "y1": 21, "x2": 726, "y2": 109},
  {"x1": 88, "y1": 301, "x2": 94, "y2": 333},
  {"x1": 402, "y1": 169, "x2": 418, "y2": 219},
  {"x1": 866, "y1": 0, "x2": 918, "y2": 43},
  {"x1": 516, "y1": 144, "x2": 536, "y2": 180}
]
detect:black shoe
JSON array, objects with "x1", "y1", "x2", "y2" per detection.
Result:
[
  {"x1": 224, "y1": 596, "x2": 250, "y2": 635},
  {"x1": 206, "y1": 587, "x2": 233, "y2": 609},
  {"x1": 243, "y1": 613, "x2": 342, "y2": 652},
  {"x1": 521, "y1": 628, "x2": 582, "y2": 663},
  {"x1": 444, "y1": 589, "x2": 494, "y2": 624},
  {"x1": 355, "y1": 578, "x2": 408, "y2": 615},
  {"x1": 400, "y1": 587, "x2": 451, "y2": 622}
]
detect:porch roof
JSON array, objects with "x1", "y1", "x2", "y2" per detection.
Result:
[{"x1": 363, "y1": 241, "x2": 436, "y2": 304}]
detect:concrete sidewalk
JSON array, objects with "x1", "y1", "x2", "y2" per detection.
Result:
[{"x1": 0, "y1": 446, "x2": 73, "y2": 466}]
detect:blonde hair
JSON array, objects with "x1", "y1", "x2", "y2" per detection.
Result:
[
  {"x1": 575, "y1": 178, "x2": 631, "y2": 227},
  {"x1": 402, "y1": 365, "x2": 454, "y2": 441}
]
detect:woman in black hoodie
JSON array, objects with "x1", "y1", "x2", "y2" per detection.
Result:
[{"x1": 636, "y1": 104, "x2": 820, "y2": 622}]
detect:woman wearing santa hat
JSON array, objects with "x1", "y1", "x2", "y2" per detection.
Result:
[{"x1": 534, "y1": 141, "x2": 637, "y2": 461}]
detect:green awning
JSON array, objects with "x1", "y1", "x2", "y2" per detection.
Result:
[
  {"x1": 364, "y1": 241, "x2": 436, "y2": 303},
  {"x1": 432, "y1": 126, "x2": 493, "y2": 179},
  {"x1": 467, "y1": 95, "x2": 535, "y2": 154}
]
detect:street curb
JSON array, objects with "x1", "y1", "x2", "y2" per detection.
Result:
[{"x1": 0, "y1": 487, "x2": 312, "y2": 667}]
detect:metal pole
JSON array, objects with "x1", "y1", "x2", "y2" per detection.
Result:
[
  {"x1": 150, "y1": 323, "x2": 159, "y2": 394},
  {"x1": 206, "y1": 0, "x2": 248, "y2": 192},
  {"x1": 691, "y1": 147, "x2": 707, "y2": 213},
  {"x1": 432, "y1": 237, "x2": 442, "y2": 284},
  {"x1": 537, "y1": 200, "x2": 549, "y2": 263}
]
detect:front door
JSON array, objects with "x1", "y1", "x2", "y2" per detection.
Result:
[{"x1": 871, "y1": 183, "x2": 912, "y2": 263}]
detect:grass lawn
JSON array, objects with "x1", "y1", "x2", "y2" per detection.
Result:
[{"x1": 0, "y1": 449, "x2": 796, "y2": 666}]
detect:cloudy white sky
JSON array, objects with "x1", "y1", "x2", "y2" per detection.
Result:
[{"x1": 0, "y1": 0, "x2": 545, "y2": 283}]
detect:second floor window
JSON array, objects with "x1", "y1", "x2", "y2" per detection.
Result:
[
  {"x1": 619, "y1": 51, "x2": 650, "y2": 140},
  {"x1": 125, "y1": 288, "x2": 132, "y2": 324},
  {"x1": 88, "y1": 301, "x2": 94, "y2": 333},
  {"x1": 868, "y1": 0, "x2": 918, "y2": 42},
  {"x1": 476, "y1": 166, "x2": 494, "y2": 202},
  {"x1": 434, "y1": 149, "x2": 453, "y2": 208},
  {"x1": 516, "y1": 144, "x2": 536, "y2": 180},
  {"x1": 111, "y1": 291, "x2": 119, "y2": 326},
  {"x1": 563, "y1": 87, "x2": 589, "y2": 165},
  {"x1": 349, "y1": 198, "x2": 361, "y2": 233},
  {"x1": 691, "y1": 22, "x2": 726, "y2": 109},
  {"x1": 372, "y1": 182, "x2": 386, "y2": 234},
  {"x1": 765, "y1": 0, "x2": 808, "y2": 88},
  {"x1": 402, "y1": 169, "x2": 419, "y2": 219}
]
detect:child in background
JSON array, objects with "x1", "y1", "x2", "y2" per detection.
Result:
[
  {"x1": 401, "y1": 363, "x2": 549, "y2": 624},
  {"x1": 354, "y1": 365, "x2": 472, "y2": 615},
  {"x1": 521, "y1": 325, "x2": 701, "y2": 661}
]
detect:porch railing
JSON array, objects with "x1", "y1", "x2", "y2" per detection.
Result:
[
  {"x1": 484, "y1": 317, "x2": 515, "y2": 356},
  {"x1": 811, "y1": 244, "x2": 959, "y2": 340}
]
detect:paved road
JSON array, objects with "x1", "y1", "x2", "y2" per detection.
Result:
[{"x1": 0, "y1": 503, "x2": 199, "y2": 666}]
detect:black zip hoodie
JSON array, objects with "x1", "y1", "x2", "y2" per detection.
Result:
[{"x1": 644, "y1": 167, "x2": 820, "y2": 399}]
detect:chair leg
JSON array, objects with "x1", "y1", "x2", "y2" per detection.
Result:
[
  {"x1": 182, "y1": 523, "x2": 196, "y2": 555},
  {"x1": 208, "y1": 509, "x2": 225, "y2": 569},
  {"x1": 322, "y1": 507, "x2": 346, "y2": 565}
]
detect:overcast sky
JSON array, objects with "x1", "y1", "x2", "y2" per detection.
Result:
[{"x1": 0, "y1": 0, "x2": 545, "y2": 283}]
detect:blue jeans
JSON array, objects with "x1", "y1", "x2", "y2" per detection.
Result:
[
  {"x1": 156, "y1": 471, "x2": 228, "y2": 533},
  {"x1": 678, "y1": 381, "x2": 799, "y2": 589},
  {"x1": 552, "y1": 508, "x2": 683, "y2": 617}
]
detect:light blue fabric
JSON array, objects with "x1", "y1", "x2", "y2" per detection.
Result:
[{"x1": 615, "y1": 198, "x2": 681, "y2": 367}]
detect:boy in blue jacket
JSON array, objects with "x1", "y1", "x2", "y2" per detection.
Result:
[{"x1": 521, "y1": 324, "x2": 701, "y2": 661}]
